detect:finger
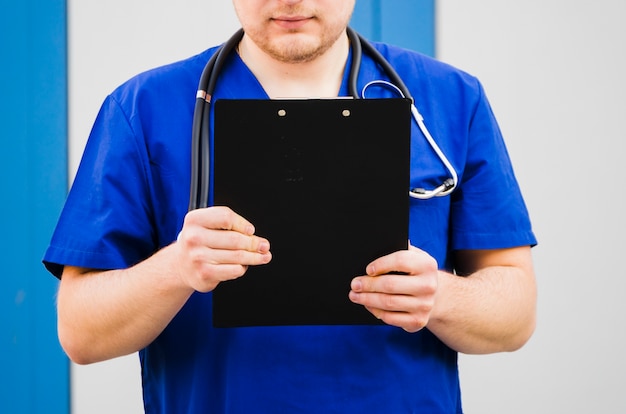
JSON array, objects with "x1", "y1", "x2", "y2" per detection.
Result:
[
  {"x1": 186, "y1": 206, "x2": 256, "y2": 235},
  {"x1": 197, "y1": 246, "x2": 272, "y2": 266},
  {"x1": 364, "y1": 306, "x2": 429, "y2": 333},
  {"x1": 366, "y1": 248, "x2": 437, "y2": 277},
  {"x1": 217, "y1": 264, "x2": 249, "y2": 282},
  {"x1": 189, "y1": 263, "x2": 250, "y2": 293},
  {"x1": 349, "y1": 290, "x2": 419, "y2": 313},
  {"x1": 351, "y1": 274, "x2": 436, "y2": 296},
  {"x1": 181, "y1": 227, "x2": 270, "y2": 253}
]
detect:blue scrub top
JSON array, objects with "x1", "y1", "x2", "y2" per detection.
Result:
[{"x1": 44, "y1": 41, "x2": 536, "y2": 413}]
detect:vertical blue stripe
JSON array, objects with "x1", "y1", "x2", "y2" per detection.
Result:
[
  {"x1": 352, "y1": 0, "x2": 380, "y2": 42},
  {"x1": 0, "y1": 0, "x2": 69, "y2": 413},
  {"x1": 351, "y1": 0, "x2": 435, "y2": 56},
  {"x1": 371, "y1": 0, "x2": 383, "y2": 41}
]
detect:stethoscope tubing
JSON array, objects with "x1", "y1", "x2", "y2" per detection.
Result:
[
  {"x1": 188, "y1": 27, "x2": 457, "y2": 211},
  {"x1": 189, "y1": 29, "x2": 245, "y2": 211}
]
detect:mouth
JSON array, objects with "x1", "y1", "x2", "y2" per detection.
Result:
[{"x1": 270, "y1": 15, "x2": 313, "y2": 30}]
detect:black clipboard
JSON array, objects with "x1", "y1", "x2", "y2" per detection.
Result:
[{"x1": 212, "y1": 98, "x2": 411, "y2": 327}]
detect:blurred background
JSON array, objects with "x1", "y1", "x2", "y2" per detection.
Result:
[{"x1": 2, "y1": 0, "x2": 625, "y2": 412}]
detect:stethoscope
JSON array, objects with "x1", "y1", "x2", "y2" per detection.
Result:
[{"x1": 188, "y1": 28, "x2": 458, "y2": 211}]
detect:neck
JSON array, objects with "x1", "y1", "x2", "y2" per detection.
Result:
[{"x1": 237, "y1": 32, "x2": 350, "y2": 99}]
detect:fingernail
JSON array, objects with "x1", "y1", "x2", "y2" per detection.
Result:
[
  {"x1": 261, "y1": 253, "x2": 272, "y2": 264},
  {"x1": 351, "y1": 279, "x2": 362, "y2": 291},
  {"x1": 258, "y1": 241, "x2": 269, "y2": 253}
]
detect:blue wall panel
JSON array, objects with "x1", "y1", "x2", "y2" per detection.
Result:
[
  {"x1": 352, "y1": 0, "x2": 435, "y2": 56},
  {"x1": 0, "y1": 0, "x2": 69, "y2": 412}
]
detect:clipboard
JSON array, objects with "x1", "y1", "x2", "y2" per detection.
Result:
[{"x1": 212, "y1": 98, "x2": 411, "y2": 327}]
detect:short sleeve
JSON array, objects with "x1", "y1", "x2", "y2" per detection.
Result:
[
  {"x1": 450, "y1": 82, "x2": 536, "y2": 250},
  {"x1": 43, "y1": 95, "x2": 156, "y2": 277}
]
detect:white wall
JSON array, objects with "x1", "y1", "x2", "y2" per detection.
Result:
[
  {"x1": 68, "y1": 0, "x2": 240, "y2": 177},
  {"x1": 67, "y1": 1, "x2": 238, "y2": 413},
  {"x1": 437, "y1": 1, "x2": 626, "y2": 413},
  {"x1": 68, "y1": 1, "x2": 626, "y2": 413}
]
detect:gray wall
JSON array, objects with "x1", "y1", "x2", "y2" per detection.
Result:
[
  {"x1": 68, "y1": 1, "x2": 626, "y2": 412},
  {"x1": 438, "y1": 1, "x2": 626, "y2": 413}
]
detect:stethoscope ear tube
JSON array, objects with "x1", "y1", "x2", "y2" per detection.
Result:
[
  {"x1": 188, "y1": 97, "x2": 206, "y2": 211},
  {"x1": 189, "y1": 51, "x2": 218, "y2": 211},
  {"x1": 346, "y1": 28, "x2": 362, "y2": 99},
  {"x1": 189, "y1": 29, "x2": 245, "y2": 210},
  {"x1": 349, "y1": 28, "x2": 413, "y2": 103}
]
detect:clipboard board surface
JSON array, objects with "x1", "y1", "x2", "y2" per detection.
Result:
[{"x1": 212, "y1": 98, "x2": 411, "y2": 327}]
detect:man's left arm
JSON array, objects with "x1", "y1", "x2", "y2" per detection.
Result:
[{"x1": 349, "y1": 246, "x2": 537, "y2": 354}]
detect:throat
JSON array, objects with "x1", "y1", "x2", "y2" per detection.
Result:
[
  {"x1": 237, "y1": 34, "x2": 349, "y2": 99},
  {"x1": 261, "y1": 71, "x2": 344, "y2": 98}
]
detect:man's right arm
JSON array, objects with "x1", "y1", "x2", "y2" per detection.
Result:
[{"x1": 57, "y1": 207, "x2": 272, "y2": 364}]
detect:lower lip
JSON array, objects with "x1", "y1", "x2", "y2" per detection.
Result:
[{"x1": 272, "y1": 18, "x2": 311, "y2": 30}]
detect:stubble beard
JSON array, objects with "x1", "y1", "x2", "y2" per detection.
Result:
[
  {"x1": 260, "y1": 34, "x2": 333, "y2": 63},
  {"x1": 254, "y1": 19, "x2": 346, "y2": 64}
]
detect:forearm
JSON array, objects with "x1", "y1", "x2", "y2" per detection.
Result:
[
  {"x1": 56, "y1": 207, "x2": 272, "y2": 364},
  {"x1": 427, "y1": 255, "x2": 537, "y2": 354},
  {"x1": 57, "y1": 244, "x2": 194, "y2": 364}
]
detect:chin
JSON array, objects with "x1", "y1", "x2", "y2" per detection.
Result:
[{"x1": 269, "y1": 37, "x2": 327, "y2": 62}]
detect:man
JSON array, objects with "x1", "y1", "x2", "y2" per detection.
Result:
[{"x1": 44, "y1": 1, "x2": 537, "y2": 412}]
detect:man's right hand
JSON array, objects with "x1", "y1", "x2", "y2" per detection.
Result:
[{"x1": 173, "y1": 206, "x2": 272, "y2": 293}]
